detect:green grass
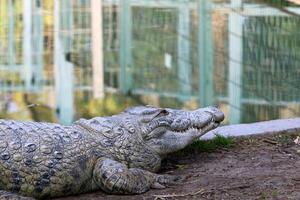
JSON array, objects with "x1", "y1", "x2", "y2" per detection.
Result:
[
  {"x1": 189, "y1": 135, "x2": 235, "y2": 152},
  {"x1": 274, "y1": 134, "x2": 294, "y2": 146},
  {"x1": 174, "y1": 135, "x2": 235, "y2": 157}
]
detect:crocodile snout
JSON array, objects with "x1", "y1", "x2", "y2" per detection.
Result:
[
  {"x1": 165, "y1": 106, "x2": 224, "y2": 132},
  {"x1": 204, "y1": 106, "x2": 225, "y2": 123}
]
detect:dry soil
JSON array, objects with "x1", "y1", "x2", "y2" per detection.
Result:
[{"x1": 57, "y1": 133, "x2": 300, "y2": 200}]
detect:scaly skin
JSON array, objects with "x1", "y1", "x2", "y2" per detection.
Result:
[{"x1": 0, "y1": 105, "x2": 224, "y2": 199}]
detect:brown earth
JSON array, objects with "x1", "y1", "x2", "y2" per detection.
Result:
[{"x1": 57, "y1": 133, "x2": 300, "y2": 200}]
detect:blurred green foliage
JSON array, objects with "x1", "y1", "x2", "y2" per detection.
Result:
[
  {"x1": 23, "y1": 94, "x2": 57, "y2": 122},
  {"x1": 76, "y1": 93, "x2": 140, "y2": 119}
]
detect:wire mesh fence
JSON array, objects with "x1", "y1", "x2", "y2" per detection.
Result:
[{"x1": 0, "y1": 0, "x2": 299, "y2": 124}]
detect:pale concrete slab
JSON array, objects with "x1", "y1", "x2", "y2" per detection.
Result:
[{"x1": 202, "y1": 118, "x2": 300, "y2": 140}]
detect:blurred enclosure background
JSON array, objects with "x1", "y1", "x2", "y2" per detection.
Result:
[{"x1": 0, "y1": 0, "x2": 300, "y2": 125}]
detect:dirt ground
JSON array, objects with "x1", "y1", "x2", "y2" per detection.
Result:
[{"x1": 58, "y1": 133, "x2": 300, "y2": 200}]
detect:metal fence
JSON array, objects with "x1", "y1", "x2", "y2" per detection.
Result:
[
  {"x1": 0, "y1": 0, "x2": 299, "y2": 124},
  {"x1": 116, "y1": 0, "x2": 300, "y2": 124}
]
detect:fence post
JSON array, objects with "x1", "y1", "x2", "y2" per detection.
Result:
[
  {"x1": 8, "y1": 0, "x2": 15, "y2": 67},
  {"x1": 54, "y1": 0, "x2": 74, "y2": 125},
  {"x1": 23, "y1": 0, "x2": 33, "y2": 90},
  {"x1": 228, "y1": 0, "x2": 243, "y2": 124},
  {"x1": 178, "y1": 1, "x2": 191, "y2": 100},
  {"x1": 119, "y1": 0, "x2": 132, "y2": 93},
  {"x1": 91, "y1": 0, "x2": 105, "y2": 98},
  {"x1": 198, "y1": 0, "x2": 214, "y2": 107},
  {"x1": 33, "y1": 0, "x2": 44, "y2": 89}
]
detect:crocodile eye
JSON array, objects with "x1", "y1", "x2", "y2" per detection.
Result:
[{"x1": 155, "y1": 109, "x2": 169, "y2": 118}]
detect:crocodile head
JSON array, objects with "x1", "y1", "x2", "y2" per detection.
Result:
[
  {"x1": 76, "y1": 105, "x2": 224, "y2": 171},
  {"x1": 123, "y1": 106, "x2": 224, "y2": 155}
]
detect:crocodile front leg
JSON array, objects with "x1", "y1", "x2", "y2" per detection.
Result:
[
  {"x1": 92, "y1": 158, "x2": 180, "y2": 194},
  {"x1": 0, "y1": 190, "x2": 34, "y2": 200}
]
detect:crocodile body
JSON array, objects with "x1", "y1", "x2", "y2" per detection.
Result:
[{"x1": 0, "y1": 106, "x2": 224, "y2": 199}]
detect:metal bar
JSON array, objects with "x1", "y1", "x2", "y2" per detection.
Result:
[
  {"x1": 54, "y1": 0, "x2": 62, "y2": 123},
  {"x1": 103, "y1": 0, "x2": 186, "y2": 8},
  {"x1": 54, "y1": 0, "x2": 61, "y2": 112},
  {"x1": 119, "y1": 0, "x2": 132, "y2": 93},
  {"x1": 198, "y1": 0, "x2": 214, "y2": 107},
  {"x1": 62, "y1": 0, "x2": 73, "y2": 52},
  {"x1": 131, "y1": 89, "x2": 196, "y2": 99},
  {"x1": 8, "y1": 0, "x2": 15, "y2": 66},
  {"x1": 91, "y1": 0, "x2": 105, "y2": 98},
  {"x1": 23, "y1": 0, "x2": 33, "y2": 90},
  {"x1": 59, "y1": 61, "x2": 74, "y2": 125},
  {"x1": 287, "y1": 7, "x2": 300, "y2": 15},
  {"x1": 177, "y1": 1, "x2": 191, "y2": 100},
  {"x1": 217, "y1": 96, "x2": 300, "y2": 107},
  {"x1": 228, "y1": 0, "x2": 243, "y2": 124},
  {"x1": 54, "y1": 0, "x2": 74, "y2": 125},
  {"x1": 33, "y1": 0, "x2": 44, "y2": 88},
  {"x1": 103, "y1": 0, "x2": 300, "y2": 16},
  {"x1": 0, "y1": 65, "x2": 22, "y2": 71},
  {"x1": 212, "y1": 3, "x2": 300, "y2": 16}
]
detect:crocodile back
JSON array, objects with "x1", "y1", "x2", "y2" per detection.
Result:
[{"x1": 0, "y1": 120, "x2": 98, "y2": 198}]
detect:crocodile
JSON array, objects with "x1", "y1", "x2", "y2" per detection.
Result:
[{"x1": 0, "y1": 105, "x2": 224, "y2": 199}]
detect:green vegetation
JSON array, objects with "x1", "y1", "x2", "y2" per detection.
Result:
[
  {"x1": 273, "y1": 134, "x2": 297, "y2": 147},
  {"x1": 189, "y1": 135, "x2": 235, "y2": 152},
  {"x1": 76, "y1": 93, "x2": 140, "y2": 118},
  {"x1": 259, "y1": 190, "x2": 279, "y2": 200},
  {"x1": 174, "y1": 135, "x2": 235, "y2": 157},
  {"x1": 22, "y1": 93, "x2": 57, "y2": 122},
  {"x1": 262, "y1": 0, "x2": 293, "y2": 6}
]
